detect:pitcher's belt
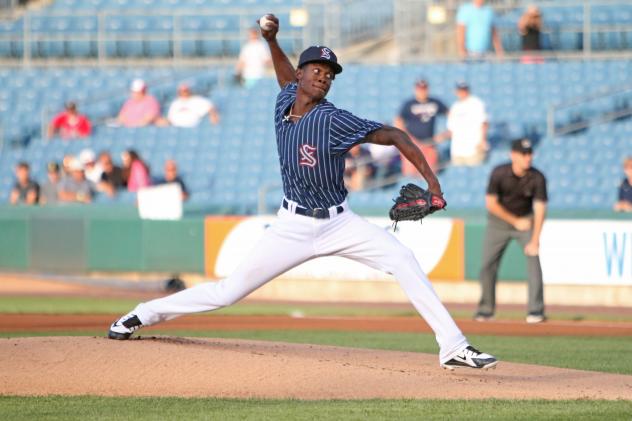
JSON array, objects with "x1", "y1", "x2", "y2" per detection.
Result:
[{"x1": 282, "y1": 198, "x2": 344, "y2": 219}]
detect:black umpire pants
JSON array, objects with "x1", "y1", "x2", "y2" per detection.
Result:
[{"x1": 477, "y1": 214, "x2": 544, "y2": 316}]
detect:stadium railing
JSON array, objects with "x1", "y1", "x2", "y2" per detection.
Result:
[
  {"x1": 394, "y1": 0, "x2": 632, "y2": 60},
  {"x1": 0, "y1": 0, "x2": 392, "y2": 63},
  {"x1": 547, "y1": 82, "x2": 632, "y2": 137}
]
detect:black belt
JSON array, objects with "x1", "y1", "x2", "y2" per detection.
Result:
[{"x1": 282, "y1": 199, "x2": 344, "y2": 219}]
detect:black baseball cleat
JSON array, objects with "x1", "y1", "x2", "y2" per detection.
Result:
[
  {"x1": 441, "y1": 345, "x2": 498, "y2": 370},
  {"x1": 108, "y1": 313, "x2": 143, "y2": 340}
]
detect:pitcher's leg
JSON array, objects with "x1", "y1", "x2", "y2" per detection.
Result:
[
  {"x1": 320, "y1": 213, "x2": 467, "y2": 363},
  {"x1": 135, "y1": 217, "x2": 315, "y2": 326}
]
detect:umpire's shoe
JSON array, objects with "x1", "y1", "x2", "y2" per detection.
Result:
[
  {"x1": 108, "y1": 313, "x2": 143, "y2": 340},
  {"x1": 441, "y1": 345, "x2": 498, "y2": 370}
]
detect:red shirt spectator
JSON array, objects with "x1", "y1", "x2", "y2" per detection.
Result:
[{"x1": 48, "y1": 102, "x2": 92, "y2": 139}]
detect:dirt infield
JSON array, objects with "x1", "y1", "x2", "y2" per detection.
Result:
[
  {"x1": 1, "y1": 336, "x2": 631, "y2": 400},
  {"x1": 2, "y1": 274, "x2": 632, "y2": 400}
]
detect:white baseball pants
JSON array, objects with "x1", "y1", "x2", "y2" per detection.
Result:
[{"x1": 133, "y1": 201, "x2": 468, "y2": 363}]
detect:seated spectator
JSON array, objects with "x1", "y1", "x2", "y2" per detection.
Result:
[
  {"x1": 47, "y1": 101, "x2": 92, "y2": 139},
  {"x1": 235, "y1": 28, "x2": 272, "y2": 88},
  {"x1": 344, "y1": 145, "x2": 375, "y2": 191},
  {"x1": 446, "y1": 81, "x2": 489, "y2": 166},
  {"x1": 167, "y1": 83, "x2": 220, "y2": 128},
  {"x1": 79, "y1": 148, "x2": 103, "y2": 185},
  {"x1": 97, "y1": 151, "x2": 124, "y2": 197},
  {"x1": 61, "y1": 154, "x2": 74, "y2": 178},
  {"x1": 58, "y1": 157, "x2": 92, "y2": 204},
  {"x1": 153, "y1": 159, "x2": 190, "y2": 201},
  {"x1": 122, "y1": 149, "x2": 151, "y2": 192},
  {"x1": 393, "y1": 79, "x2": 448, "y2": 174},
  {"x1": 9, "y1": 162, "x2": 39, "y2": 205},
  {"x1": 116, "y1": 79, "x2": 164, "y2": 128},
  {"x1": 518, "y1": 5, "x2": 543, "y2": 63},
  {"x1": 39, "y1": 161, "x2": 61, "y2": 205},
  {"x1": 456, "y1": 0, "x2": 503, "y2": 58},
  {"x1": 614, "y1": 156, "x2": 632, "y2": 212}
]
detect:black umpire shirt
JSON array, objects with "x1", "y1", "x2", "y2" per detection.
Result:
[{"x1": 487, "y1": 163, "x2": 547, "y2": 217}]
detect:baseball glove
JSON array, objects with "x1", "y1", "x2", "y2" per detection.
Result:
[{"x1": 389, "y1": 183, "x2": 446, "y2": 228}]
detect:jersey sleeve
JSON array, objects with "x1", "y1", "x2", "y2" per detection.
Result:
[
  {"x1": 329, "y1": 109, "x2": 383, "y2": 155},
  {"x1": 486, "y1": 167, "x2": 502, "y2": 196},
  {"x1": 275, "y1": 82, "x2": 297, "y2": 125},
  {"x1": 533, "y1": 171, "x2": 548, "y2": 202},
  {"x1": 437, "y1": 99, "x2": 448, "y2": 115},
  {"x1": 456, "y1": 4, "x2": 470, "y2": 25},
  {"x1": 397, "y1": 99, "x2": 410, "y2": 119},
  {"x1": 50, "y1": 113, "x2": 64, "y2": 129}
]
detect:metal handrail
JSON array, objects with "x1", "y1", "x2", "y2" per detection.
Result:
[{"x1": 546, "y1": 82, "x2": 632, "y2": 137}]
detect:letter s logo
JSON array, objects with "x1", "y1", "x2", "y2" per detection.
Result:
[
  {"x1": 299, "y1": 144, "x2": 317, "y2": 167},
  {"x1": 320, "y1": 47, "x2": 331, "y2": 59}
]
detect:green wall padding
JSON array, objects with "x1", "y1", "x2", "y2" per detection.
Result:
[
  {"x1": 142, "y1": 220, "x2": 204, "y2": 273},
  {"x1": 88, "y1": 219, "x2": 143, "y2": 271},
  {"x1": 465, "y1": 224, "x2": 528, "y2": 281},
  {"x1": 0, "y1": 218, "x2": 29, "y2": 269},
  {"x1": 30, "y1": 217, "x2": 86, "y2": 272}
]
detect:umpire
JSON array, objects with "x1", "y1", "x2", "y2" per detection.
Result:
[{"x1": 475, "y1": 138, "x2": 548, "y2": 324}]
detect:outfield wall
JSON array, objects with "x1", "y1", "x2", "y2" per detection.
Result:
[{"x1": 1, "y1": 208, "x2": 631, "y2": 287}]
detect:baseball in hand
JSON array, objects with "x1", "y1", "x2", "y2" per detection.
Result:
[{"x1": 259, "y1": 15, "x2": 273, "y2": 30}]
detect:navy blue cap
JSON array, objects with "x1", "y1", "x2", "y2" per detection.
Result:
[
  {"x1": 298, "y1": 45, "x2": 343, "y2": 74},
  {"x1": 455, "y1": 80, "x2": 470, "y2": 90},
  {"x1": 511, "y1": 138, "x2": 533, "y2": 154}
]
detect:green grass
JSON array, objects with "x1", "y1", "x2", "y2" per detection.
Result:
[
  {"x1": 0, "y1": 396, "x2": 630, "y2": 421},
  {"x1": 2, "y1": 330, "x2": 631, "y2": 375},
  {"x1": 1, "y1": 296, "x2": 631, "y2": 322}
]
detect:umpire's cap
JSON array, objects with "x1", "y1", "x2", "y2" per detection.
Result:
[
  {"x1": 298, "y1": 46, "x2": 343, "y2": 74},
  {"x1": 511, "y1": 138, "x2": 534, "y2": 154}
]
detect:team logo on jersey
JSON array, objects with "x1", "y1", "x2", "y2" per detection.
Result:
[
  {"x1": 320, "y1": 47, "x2": 331, "y2": 59},
  {"x1": 299, "y1": 144, "x2": 317, "y2": 167}
]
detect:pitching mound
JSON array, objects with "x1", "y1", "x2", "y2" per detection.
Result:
[{"x1": 1, "y1": 336, "x2": 630, "y2": 400}]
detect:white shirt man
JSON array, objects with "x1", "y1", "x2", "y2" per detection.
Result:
[
  {"x1": 236, "y1": 28, "x2": 272, "y2": 88},
  {"x1": 447, "y1": 82, "x2": 489, "y2": 166},
  {"x1": 167, "y1": 84, "x2": 219, "y2": 128}
]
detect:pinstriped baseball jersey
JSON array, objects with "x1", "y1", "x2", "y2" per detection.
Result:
[{"x1": 274, "y1": 82, "x2": 383, "y2": 209}]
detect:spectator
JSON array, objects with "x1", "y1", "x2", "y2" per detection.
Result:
[
  {"x1": 153, "y1": 159, "x2": 190, "y2": 201},
  {"x1": 122, "y1": 149, "x2": 151, "y2": 192},
  {"x1": 394, "y1": 79, "x2": 448, "y2": 174},
  {"x1": 39, "y1": 161, "x2": 61, "y2": 205},
  {"x1": 47, "y1": 101, "x2": 92, "y2": 139},
  {"x1": 614, "y1": 156, "x2": 632, "y2": 212},
  {"x1": 235, "y1": 27, "x2": 272, "y2": 88},
  {"x1": 116, "y1": 79, "x2": 163, "y2": 128},
  {"x1": 167, "y1": 83, "x2": 220, "y2": 128},
  {"x1": 518, "y1": 5, "x2": 543, "y2": 63},
  {"x1": 9, "y1": 161, "x2": 39, "y2": 205},
  {"x1": 446, "y1": 81, "x2": 488, "y2": 166},
  {"x1": 456, "y1": 0, "x2": 503, "y2": 58},
  {"x1": 79, "y1": 148, "x2": 103, "y2": 185},
  {"x1": 475, "y1": 139, "x2": 547, "y2": 324},
  {"x1": 58, "y1": 157, "x2": 92, "y2": 204},
  {"x1": 367, "y1": 143, "x2": 400, "y2": 184},
  {"x1": 97, "y1": 151, "x2": 124, "y2": 197},
  {"x1": 344, "y1": 145, "x2": 375, "y2": 191}
]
